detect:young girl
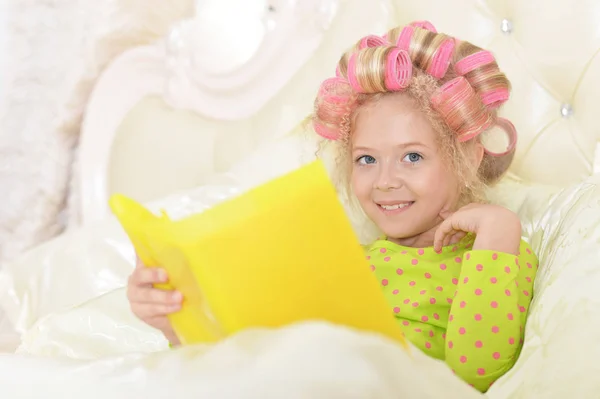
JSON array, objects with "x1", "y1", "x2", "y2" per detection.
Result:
[{"x1": 126, "y1": 21, "x2": 538, "y2": 393}]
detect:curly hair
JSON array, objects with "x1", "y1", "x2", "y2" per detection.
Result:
[{"x1": 312, "y1": 21, "x2": 517, "y2": 206}]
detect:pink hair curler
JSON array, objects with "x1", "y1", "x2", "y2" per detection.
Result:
[
  {"x1": 395, "y1": 25, "x2": 415, "y2": 51},
  {"x1": 481, "y1": 87, "x2": 510, "y2": 108},
  {"x1": 385, "y1": 48, "x2": 412, "y2": 91},
  {"x1": 410, "y1": 20, "x2": 437, "y2": 33},
  {"x1": 427, "y1": 38, "x2": 455, "y2": 79},
  {"x1": 346, "y1": 53, "x2": 364, "y2": 93},
  {"x1": 358, "y1": 35, "x2": 387, "y2": 49},
  {"x1": 454, "y1": 51, "x2": 495, "y2": 75},
  {"x1": 313, "y1": 77, "x2": 356, "y2": 140},
  {"x1": 483, "y1": 117, "x2": 517, "y2": 156},
  {"x1": 431, "y1": 77, "x2": 493, "y2": 142}
]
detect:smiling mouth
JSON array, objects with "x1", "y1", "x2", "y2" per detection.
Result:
[{"x1": 377, "y1": 202, "x2": 414, "y2": 214}]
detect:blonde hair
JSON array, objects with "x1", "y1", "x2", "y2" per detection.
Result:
[{"x1": 313, "y1": 22, "x2": 516, "y2": 205}]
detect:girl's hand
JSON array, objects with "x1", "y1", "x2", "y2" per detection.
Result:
[
  {"x1": 433, "y1": 203, "x2": 522, "y2": 255},
  {"x1": 126, "y1": 257, "x2": 182, "y2": 345}
]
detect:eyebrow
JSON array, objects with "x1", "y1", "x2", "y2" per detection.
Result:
[{"x1": 352, "y1": 141, "x2": 428, "y2": 152}]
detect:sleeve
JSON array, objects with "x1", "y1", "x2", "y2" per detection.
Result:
[{"x1": 444, "y1": 240, "x2": 538, "y2": 392}]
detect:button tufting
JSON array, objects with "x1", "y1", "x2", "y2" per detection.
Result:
[
  {"x1": 500, "y1": 19, "x2": 513, "y2": 34},
  {"x1": 560, "y1": 103, "x2": 574, "y2": 118}
]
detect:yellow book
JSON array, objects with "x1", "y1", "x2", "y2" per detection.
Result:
[{"x1": 109, "y1": 160, "x2": 405, "y2": 347}]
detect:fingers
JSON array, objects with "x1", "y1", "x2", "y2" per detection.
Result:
[
  {"x1": 132, "y1": 302, "x2": 182, "y2": 319},
  {"x1": 449, "y1": 231, "x2": 467, "y2": 245},
  {"x1": 129, "y1": 285, "x2": 182, "y2": 304},
  {"x1": 129, "y1": 266, "x2": 168, "y2": 286},
  {"x1": 433, "y1": 218, "x2": 455, "y2": 252}
]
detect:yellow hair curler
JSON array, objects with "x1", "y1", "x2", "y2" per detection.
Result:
[{"x1": 109, "y1": 160, "x2": 406, "y2": 347}]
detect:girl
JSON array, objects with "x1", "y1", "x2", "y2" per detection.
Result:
[{"x1": 127, "y1": 21, "x2": 538, "y2": 393}]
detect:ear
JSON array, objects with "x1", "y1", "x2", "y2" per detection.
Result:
[{"x1": 470, "y1": 140, "x2": 485, "y2": 169}]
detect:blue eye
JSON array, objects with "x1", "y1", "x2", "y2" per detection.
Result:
[
  {"x1": 403, "y1": 153, "x2": 422, "y2": 163},
  {"x1": 357, "y1": 155, "x2": 376, "y2": 165}
]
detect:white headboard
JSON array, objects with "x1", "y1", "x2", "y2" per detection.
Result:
[{"x1": 76, "y1": 0, "x2": 600, "y2": 226}]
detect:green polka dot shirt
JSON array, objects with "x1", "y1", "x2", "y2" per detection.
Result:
[{"x1": 366, "y1": 235, "x2": 538, "y2": 392}]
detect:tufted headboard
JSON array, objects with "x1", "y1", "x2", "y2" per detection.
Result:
[{"x1": 76, "y1": 0, "x2": 600, "y2": 226}]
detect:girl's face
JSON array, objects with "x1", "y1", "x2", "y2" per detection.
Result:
[{"x1": 350, "y1": 94, "x2": 463, "y2": 247}]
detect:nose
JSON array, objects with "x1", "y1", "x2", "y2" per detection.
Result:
[{"x1": 374, "y1": 161, "x2": 402, "y2": 191}]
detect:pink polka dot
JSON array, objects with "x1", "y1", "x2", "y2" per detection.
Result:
[
  {"x1": 527, "y1": 262, "x2": 533, "y2": 269},
  {"x1": 526, "y1": 276, "x2": 532, "y2": 283},
  {"x1": 412, "y1": 302, "x2": 419, "y2": 307},
  {"x1": 414, "y1": 328, "x2": 422, "y2": 333},
  {"x1": 475, "y1": 340, "x2": 483, "y2": 348},
  {"x1": 460, "y1": 301, "x2": 466, "y2": 308},
  {"x1": 455, "y1": 257, "x2": 462, "y2": 263},
  {"x1": 474, "y1": 288, "x2": 482, "y2": 296},
  {"x1": 418, "y1": 249, "x2": 425, "y2": 255},
  {"x1": 433, "y1": 313, "x2": 440, "y2": 320},
  {"x1": 474, "y1": 314, "x2": 482, "y2": 321},
  {"x1": 523, "y1": 290, "x2": 530, "y2": 297},
  {"x1": 409, "y1": 281, "x2": 416, "y2": 286},
  {"x1": 452, "y1": 278, "x2": 458, "y2": 285},
  {"x1": 420, "y1": 290, "x2": 426, "y2": 295},
  {"x1": 465, "y1": 253, "x2": 470, "y2": 260},
  {"x1": 515, "y1": 280, "x2": 519, "y2": 287},
  {"x1": 424, "y1": 272, "x2": 432, "y2": 279},
  {"x1": 453, "y1": 246, "x2": 459, "y2": 252},
  {"x1": 492, "y1": 253, "x2": 498, "y2": 260},
  {"x1": 493, "y1": 352, "x2": 500, "y2": 360},
  {"x1": 382, "y1": 279, "x2": 388, "y2": 286},
  {"x1": 403, "y1": 299, "x2": 410, "y2": 304},
  {"x1": 459, "y1": 355, "x2": 467, "y2": 363},
  {"x1": 392, "y1": 289, "x2": 399, "y2": 295},
  {"x1": 440, "y1": 263, "x2": 447, "y2": 270},
  {"x1": 448, "y1": 341, "x2": 453, "y2": 349},
  {"x1": 447, "y1": 298, "x2": 453, "y2": 304},
  {"x1": 380, "y1": 248, "x2": 387, "y2": 253},
  {"x1": 490, "y1": 277, "x2": 498, "y2": 284},
  {"x1": 507, "y1": 313, "x2": 514, "y2": 321},
  {"x1": 505, "y1": 266, "x2": 511, "y2": 274},
  {"x1": 442, "y1": 333, "x2": 446, "y2": 339},
  {"x1": 425, "y1": 342, "x2": 431, "y2": 349},
  {"x1": 519, "y1": 306, "x2": 527, "y2": 313},
  {"x1": 505, "y1": 289, "x2": 511, "y2": 296},
  {"x1": 383, "y1": 256, "x2": 391, "y2": 262},
  {"x1": 401, "y1": 250, "x2": 408, "y2": 255},
  {"x1": 515, "y1": 258, "x2": 520, "y2": 266},
  {"x1": 370, "y1": 265, "x2": 376, "y2": 271},
  {"x1": 365, "y1": 256, "x2": 371, "y2": 260},
  {"x1": 402, "y1": 320, "x2": 410, "y2": 326},
  {"x1": 463, "y1": 277, "x2": 469, "y2": 284},
  {"x1": 508, "y1": 337, "x2": 515, "y2": 345},
  {"x1": 434, "y1": 248, "x2": 442, "y2": 254},
  {"x1": 526, "y1": 248, "x2": 532, "y2": 254},
  {"x1": 429, "y1": 330, "x2": 434, "y2": 337},
  {"x1": 436, "y1": 286, "x2": 443, "y2": 292},
  {"x1": 449, "y1": 314, "x2": 454, "y2": 322},
  {"x1": 476, "y1": 264, "x2": 483, "y2": 272},
  {"x1": 477, "y1": 368, "x2": 485, "y2": 375},
  {"x1": 421, "y1": 315, "x2": 429, "y2": 322},
  {"x1": 459, "y1": 327, "x2": 466, "y2": 335},
  {"x1": 411, "y1": 259, "x2": 419, "y2": 265},
  {"x1": 393, "y1": 307, "x2": 400, "y2": 313},
  {"x1": 491, "y1": 326, "x2": 499, "y2": 334},
  {"x1": 491, "y1": 301, "x2": 498, "y2": 308},
  {"x1": 396, "y1": 268, "x2": 404, "y2": 275},
  {"x1": 430, "y1": 298, "x2": 436, "y2": 305}
]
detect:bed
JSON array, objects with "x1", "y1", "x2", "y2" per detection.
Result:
[{"x1": 1, "y1": 0, "x2": 600, "y2": 397}]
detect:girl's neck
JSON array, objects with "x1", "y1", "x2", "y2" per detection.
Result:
[{"x1": 386, "y1": 223, "x2": 440, "y2": 248}]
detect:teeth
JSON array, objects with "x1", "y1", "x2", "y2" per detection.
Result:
[{"x1": 381, "y1": 203, "x2": 411, "y2": 210}]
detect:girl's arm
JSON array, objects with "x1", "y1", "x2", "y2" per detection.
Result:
[{"x1": 444, "y1": 241, "x2": 538, "y2": 392}]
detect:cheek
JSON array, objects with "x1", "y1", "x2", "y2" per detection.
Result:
[
  {"x1": 351, "y1": 169, "x2": 370, "y2": 200},
  {"x1": 412, "y1": 166, "x2": 458, "y2": 202}
]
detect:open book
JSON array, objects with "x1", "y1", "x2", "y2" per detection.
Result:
[{"x1": 109, "y1": 160, "x2": 405, "y2": 347}]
